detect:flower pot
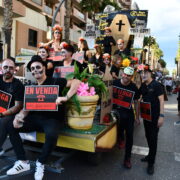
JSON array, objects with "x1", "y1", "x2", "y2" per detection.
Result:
[{"x1": 67, "y1": 95, "x2": 99, "y2": 130}]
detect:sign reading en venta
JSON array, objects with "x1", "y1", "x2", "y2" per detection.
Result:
[{"x1": 24, "y1": 85, "x2": 59, "y2": 111}]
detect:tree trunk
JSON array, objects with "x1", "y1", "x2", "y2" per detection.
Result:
[
  {"x1": 64, "y1": 0, "x2": 71, "y2": 43},
  {"x1": 2, "y1": 0, "x2": 13, "y2": 58}
]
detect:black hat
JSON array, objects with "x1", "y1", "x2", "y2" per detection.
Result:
[
  {"x1": 27, "y1": 55, "x2": 47, "y2": 71},
  {"x1": 63, "y1": 44, "x2": 75, "y2": 54}
]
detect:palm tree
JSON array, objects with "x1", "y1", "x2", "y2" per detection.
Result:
[{"x1": 2, "y1": 0, "x2": 13, "y2": 58}]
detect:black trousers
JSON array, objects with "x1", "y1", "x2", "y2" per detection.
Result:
[
  {"x1": 118, "y1": 112, "x2": 135, "y2": 160},
  {"x1": 0, "y1": 115, "x2": 15, "y2": 151},
  {"x1": 143, "y1": 120, "x2": 159, "y2": 165},
  {"x1": 6, "y1": 113, "x2": 61, "y2": 164}
]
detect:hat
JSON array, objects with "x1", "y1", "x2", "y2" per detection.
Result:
[
  {"x1": 124, "y1": 66, "x2": 134, "y2": 76},
  {"x1": 144, "y1": 64, "x2": 152, "y2": 73},
  {"x1": 27, "y1": 55, "x2": 47, "y2": 71}
]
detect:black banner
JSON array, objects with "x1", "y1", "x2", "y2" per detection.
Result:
[
  {"x1": 0, "y1": 90, "x2": 12, "y2": 113},
  {"x1": 113, "y1": 86, "x2": 134, "y2": 109},
  {"x1": 24, "y1": 85, "x2": 59, "y2": 111}
]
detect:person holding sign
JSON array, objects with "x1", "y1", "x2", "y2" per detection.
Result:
[
  {"x1": 139, "y1": 65, "x2": 164, "y2": 175},
  {"x1": 113, "y1": 66, "x2": 140, "y2": 169},
  {"x1": 5, "y1": 55, "x2": 80, "y2": 180},
  {"x1": 54, "y1": 44, "x2": 83, "y2": 78},
  {"x1": 103, "y1": 27, "x2": 116, "y2": 55},
  {"x1": 0, "y1": 59, "x2": 24, "y2": 156}
]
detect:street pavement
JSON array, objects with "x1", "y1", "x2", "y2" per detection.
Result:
[{"x1": 0, "y1": 94, "x2": 180, "y2": 180}]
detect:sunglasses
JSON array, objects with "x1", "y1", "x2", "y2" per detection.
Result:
[
  {"x1": 117, "y1": 43, "x2": 123, "y2": 45},
  {"x1": 30, "y1": 65, "x2": 42, "y2": 71},
  {"x1": 54, "y1": 31, "x2": 61, "y2": 34},
  {"x1": 3, "y1": 66, "x2": 14, "y2": 70}
]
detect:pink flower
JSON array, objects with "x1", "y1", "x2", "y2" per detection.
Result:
[
  {"x1": 137, "y1": 64, "x2": 145, "y2": 72},
  {"x1": 77, "y1": 82, "x2": 96, "y2": 96}
]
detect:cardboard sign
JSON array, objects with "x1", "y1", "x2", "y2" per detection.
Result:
[
  {"x1": 72, "y1": 51, "x2": 84, "y2": 64},
  {"x1": 100, "y1": 80, "x2": 113, "y2": 123},
  {"x1": 85, "y1": 24, "x2": 96, "y2": 38},
  {"x1": 140, "y1": 102, "x2": 152, "y2": 121},
  {"x1": 24, "y1": 85, "x2": 59, "y2": 111},
  {"x1": 53, "y1": 66, "x2": 74, "y2": 78},
  {"x1": 48, "y1": 49, "x2": 64, "y2": 61},
  {"x1": 113, "y1": 86, "x2": 135, "y2": 109},
  {"x1": 0, "y1": 90, "x2": 12, "y2": 113}
]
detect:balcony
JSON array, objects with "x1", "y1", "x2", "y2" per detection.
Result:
[
  {"x1": 71, "y1": 7, "x2": 86, "y2": 25},
  {"x1": 43, "y1": 5, "x2": 53, "y2": 16},
  {"x1": 32, "y1": 0, "x2": 42, "y2": 6}
]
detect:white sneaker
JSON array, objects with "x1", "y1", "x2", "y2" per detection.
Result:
[
  {"x1": 0, "y1": 150, "x2": 4, "y2": 156},
  {"x1": 6, "y1": 160, "x2": 30, "y2": 175},
  {"x1": 34, "y1": 161, "x2": 44, "y2": 180}
]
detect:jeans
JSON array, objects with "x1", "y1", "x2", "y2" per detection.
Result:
[
  {"x1": 143, "y1": 120, "x2": 159, "y2": 165},
  {"x1": 7, "y1": 113, "x2": 62, "y2": 164},
  {"x1": 0, "y1": 115, "x2": 15, "y2": 151},
  {"x1": 118, "y1": 111, "x2": 135, "y2": 160}
]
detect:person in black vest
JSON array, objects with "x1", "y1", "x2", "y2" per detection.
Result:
[
  {"x1": 113, "y1": 66, "x2": 140, "y2": 169},
  {"x1": 0, "y1": 58, "x2": 24, "y2": 156},
  {"x1": 139, "y1": 65, "x2": 164, "y2": 175},
  {"x1": 5, "y1": 55, "x2": 80, "y2": 180},
  {"x1": 103, "y1": 27, "x2": 116, "y2": 55},
  {"x1": 114, "y1": 39, "x2": 130, "y2": 57}
]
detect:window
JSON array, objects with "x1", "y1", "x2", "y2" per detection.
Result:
[{"x1": 28, "y1": 29, "x2": 37, "y2": 47}]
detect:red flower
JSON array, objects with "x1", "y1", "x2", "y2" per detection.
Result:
[{"x1": 52, "y1": 25, "x2": 63, "y2": 32}]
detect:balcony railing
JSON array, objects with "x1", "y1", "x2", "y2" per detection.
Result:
[
  {"x1": 43, "y1": 5, "x2": 53, "y2": 16},
  {"x1": 73, "y1": 8, "x2": 85, "y2": 21},
  {"x1": 32, "y1": 0, "x2": 42, "y2": 6}
]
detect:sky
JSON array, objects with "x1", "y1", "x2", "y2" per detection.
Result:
[{"x1": 133, "y1": 0, "x2": 180, "y2": 74}]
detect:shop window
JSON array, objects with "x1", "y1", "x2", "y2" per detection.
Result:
[{"x1": 28, "y1": 29, "x2": 37, "y2": 47}]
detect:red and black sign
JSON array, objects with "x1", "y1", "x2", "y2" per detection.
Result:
[
  {"x1": 113, "y1": 86, "x2": 135, "y2": 109},
  {"x1": 24, "y1": 85, "x2": 59, "y2": 111},
  {"x1": 140, "y1": 102, "x2": 152, "y2": 121},
  {"x1": 0, "y1": 90, "x2": 12, "y2": 113},
  {"x1": 53, "y1": 66, "x2": 74, "y2": 78}
]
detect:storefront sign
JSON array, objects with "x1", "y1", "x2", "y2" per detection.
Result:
[
  {"x1": 15, "y1": 56, "x2": 32, "y2": 63},
  {"x1": 140, "y1": 102, "x2": 152, "y2": 121},
  {"x1": 0, "y1": 90, "x2": 12, "y2": 113},
  {"x1": 113, "y1": 86, "x2": 135, "y2": 109},
  {"x1": 24, "y1": 85, "x2": 59, "y2": 111}
]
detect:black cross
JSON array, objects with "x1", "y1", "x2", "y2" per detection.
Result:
[{"x1": 116, "y1": 20, "x2": 125, "y2": 31}]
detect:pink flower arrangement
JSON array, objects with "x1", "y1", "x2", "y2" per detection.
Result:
[
  {"x1": 137, "y1": 64, "x2": 145, "y2": 72},
  {"x1": 77, "y1": 82, "x2": 96, "y2": 96}
]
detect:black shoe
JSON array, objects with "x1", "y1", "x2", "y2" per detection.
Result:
[
  {"x1": 147, "y1": 164, "x2": 154, "y2": 175},
  {"x1": 141, "y1": 156, "x2": 149, "y2": 162}
]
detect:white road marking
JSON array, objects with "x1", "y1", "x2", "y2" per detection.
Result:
[
  {"x1": 174, "y1": 152, "x2": 180, "y2": 162},
  {"x1": 132, "y1": 145, "x2": 149, "y2": 156}
]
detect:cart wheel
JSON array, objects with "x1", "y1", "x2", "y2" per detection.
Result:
[{"x1": 86, "y1": 152, "x2": 102, "y2": 166}]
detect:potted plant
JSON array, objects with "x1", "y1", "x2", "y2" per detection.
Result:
[{"x1": 63, "y1": 63, "x2": 108, "y2": 130}]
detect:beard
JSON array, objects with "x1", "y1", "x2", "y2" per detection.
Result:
[{"x1": 3, "y1": 72, "x2": 13, "y2": 80}]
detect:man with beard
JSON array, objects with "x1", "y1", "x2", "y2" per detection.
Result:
[
  {"x1": 5, "y1": 55, "x2": 80, "y2": 180},
  {"x1": 113, "y1": 66, "x2": 140, "y2": 169},
  {"x1": 0, "y1": 59, "x2": 24, "y2": 156},
  {"x1": 139, "y1": 65, "x2": 164, "y2": 175}
]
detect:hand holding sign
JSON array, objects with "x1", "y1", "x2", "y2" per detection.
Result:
[{"x1": 13, "y1": 114, "x2": 24, "y2": 128}]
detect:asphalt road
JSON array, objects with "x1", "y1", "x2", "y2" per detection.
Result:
[{"x1": 0, "y1": 94, "x2": 180, "y2": 180}]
